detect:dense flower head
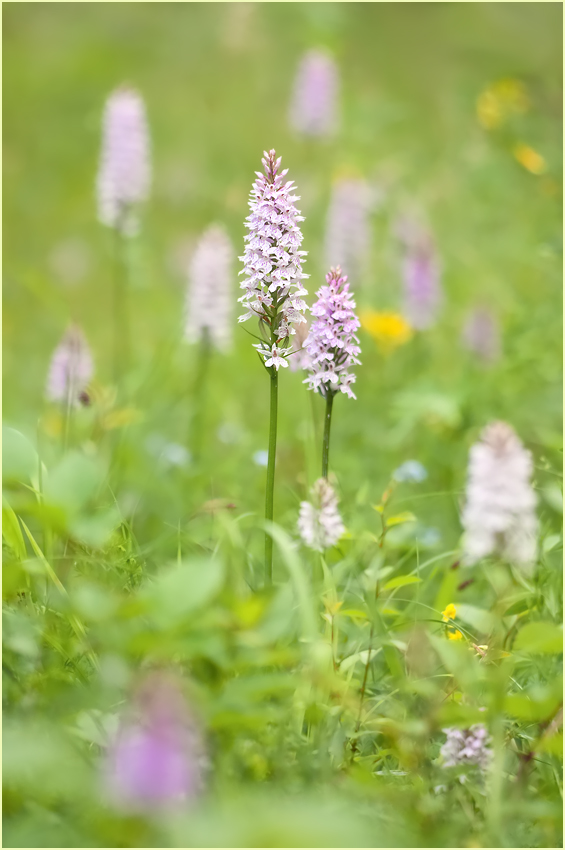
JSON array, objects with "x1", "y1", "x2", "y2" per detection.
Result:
[
  {"x1": 184, "y1": 224, "x2": 234, "y2": 351},
  {"x1": 461, "y1": 421, "x2": 538, "y2": 571},
  {"x1": 304, "y1": 267, "x2": 361, "y2": 399},
  {"x1": 441, "y1": 724, "x2": 492, "y2": 770},
  {"x1": 289, "y1": 49, "x2": 339, "y2": 138},
  {"x1": 46, "y1": 323, "x2": 93, "y2": 406},
  {"x1": 462, "y1": 307, "x2": 501, "y2": 364},
  {"x1": 397, "y1": 220, "x2": 442, "y2": 330},
  {"x1": 103, "y1": 671, "x2": 205, "y2": 812},
  {"x1": 238, "y1": 149, "x2": 309, "y2": 371},
  {"x1": 97, "y1": 86, "x2": 151, "y2": 235},
  {"x1": 324, "y1": 177, "x2": 373, "y2": 283},
  {"x1": 298, "y1": 477, "x2": 345, "y2": 551}
]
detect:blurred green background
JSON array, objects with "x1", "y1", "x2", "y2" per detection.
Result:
[{"x1": 2, "y1": 3, "x2": 563, "y2": 847}]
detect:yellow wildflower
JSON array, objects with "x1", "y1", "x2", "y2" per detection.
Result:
[
  {"x1": 476, "y1": 89, "x2": 502, "y2": 130},
  {"x1": 448, "y1": 630, "x2": 463, "y2": 641},
  {"x1": 442, "y1": 603, "x2": 457, "y2": 623},
  {"x1": 514, "y1": 143, "x2": 547, "y2": 175},
  {"x1": 360, "y1": 310, "x2": 413, "y2": 354},
  {"x1": 476, "y1": 78, "x2": 529, "y2": 130}
]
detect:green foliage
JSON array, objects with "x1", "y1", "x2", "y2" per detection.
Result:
[{"x1": 3, "y1": 3, "x2": 562, "y2": 848}]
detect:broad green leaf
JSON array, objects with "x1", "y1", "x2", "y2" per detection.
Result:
[
  {"x1": 69, "y1": 506, "x2": 121, "y2": 548},
  {"x1": 513, "y1": 621, "x2": 563, "y2": 654},
  {"x1": 146, "y1": 557, "x2": 225, "y2": 627},
  {"x1": 265, "y1": 521, "x2": 317, "y2": 642},
  {"x1": 340, "y1": 647, "x2": 382, "y2": 673},
  {"x1": 2, "y1": 426, "x2": 37, "y2": 484},
  {"x1": 2, "y1": 498, "x2": 26, "y2": 560},
  {"x1": 386, "y1": 511, "x2": 416, "y2": 528},
  {"x1": 456, "y1": 603, "x2": 495, "y2": 634},
  {"x1": 383, "y1": 574, "x2": 422, "y2": 590},
  {"x1": 505, "y1": 693, "x2": 562, "y2": 722},
  {"x1": 44, "y1": 451, "x2": 103, "y2": 515}
]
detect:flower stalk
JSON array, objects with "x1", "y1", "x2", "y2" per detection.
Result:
[
  {"x1": 238, "y1": 149, "x2": 309, "y2": 583},
  {"x1": 321, "y1": 391, "x2": 334, "y2": 479}
]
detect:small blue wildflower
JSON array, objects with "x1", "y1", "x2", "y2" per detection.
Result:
[
  {"x1": 393, "y1": 460, "x2": 428, "y2": 483},
  {"x1": 253, "y1": 450, "x2": 269, "y2": 467}
]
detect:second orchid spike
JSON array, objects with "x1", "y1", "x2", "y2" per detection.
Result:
[{"x1": 304, "y1": 266, "x2": 361, "y2": 399}]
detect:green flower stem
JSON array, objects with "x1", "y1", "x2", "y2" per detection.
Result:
[
  {"x1": 264, "y1": 367, "x2": 278, "y2": 585},
  {"x1": 113, "y1": 226, "x2": 129, "y2": 387},
  {"x1": 321, "y1": 391, "x2": 334, "y2": 479},
  {"x1": 191, "y1": 330, "x2": 212, "y2": 463}
]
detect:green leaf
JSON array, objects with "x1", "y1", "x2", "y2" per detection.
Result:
[
  {"x1": 505, "y1": 693, "x2": 562, "y2": 722},
  {"x1": 386, "y1": 512, "x2": 416, "y2": 528},
  {"x1": 2, "y1": 426, "x2": 37, "y2": 484},
  {"x1": 456, "y1": 603, "x2": 495, "y2": 634},
  {"x1": 2, "y1": 498, "x2": 27, "y2": 560},
  {"x1": 146, "y1": 557, "x2": 225, "y2": 627},
  {"x1": 69, "y1": 507, "x2": 121, "y2": 548},
  {"x1": 265, "y1": 521, "x2": 317, "y2": 642},
  {"x1": 383, "y1": 574, "x2": 422, "y2": 590},
  {"x1": 513, "y1": 621, "x2": 563, "y2": 654},
  {"x1": 340, "y1": 647, "x2": 382, "y2": 673},
  {"x1": 44, "y1": 451, "x2": 103, "y2": 515}
]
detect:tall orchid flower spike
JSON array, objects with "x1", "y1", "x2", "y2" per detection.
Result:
[
  {"x1": 184, "y1": 223, "x2": 234, "y2": 459},
  {"x1": 97, "y1": 86, "x2": 151, "y2": 237},
  {"x1": 289, "y1": 49, "x2": 340, "y2": 138},
  {"x1": 304, "y1": 266, "x2": 361, "y2": 477},
  {"x1": 461, "y1": 421, "x2": 538, "y2": 572},
  {"x1": 239, "y1": 149, "x2": 309, "y2": 583},
  {"x1": 97, "y1": 85, "x2": 151, "y2": 385}
]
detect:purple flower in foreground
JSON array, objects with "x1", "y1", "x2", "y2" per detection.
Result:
[
  {"x1": 289, "y1": 49, "x2": 339, "y2": 138},
  {"x1": 46, "y1": 324, "x2": 93, "y2": 406},
  {"x1": 462, "y1": 307, "x2": 501, "y2": 364},
  {"x1": 184, "y1": 224, "x2": 234, "y2": 352},
  {"x1": 104, "y1": 671, "x2": 205, "y2": 812},
  {"x1": 324, "y1": 177, "x2": 373, "y2": 283},
  {"x1": 304, "y1": 267, "x2": 361, "y2": 399},
  {"x1": 398, "y1": 221, "x2": 442, "y2": 330},
  {"x1": 97, "y1": 86, "x2": 151, "y2": 235},
  {"x1": 238, "y1": 149, "x2": 309, "y2": 371},
  {"x1": 441, "y1": 724, "x2": 492, "y2": 771},
  {"x1": 298, "y1": 477, "x2": 345, "y2": 551},
  {"x1": 461, "y1": 421, "x2": 538, "y2": 571}
]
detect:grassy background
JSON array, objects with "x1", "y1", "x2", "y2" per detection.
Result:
[{"x1": 2, "y1": 3, "x2": 563, "y2": 847}]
